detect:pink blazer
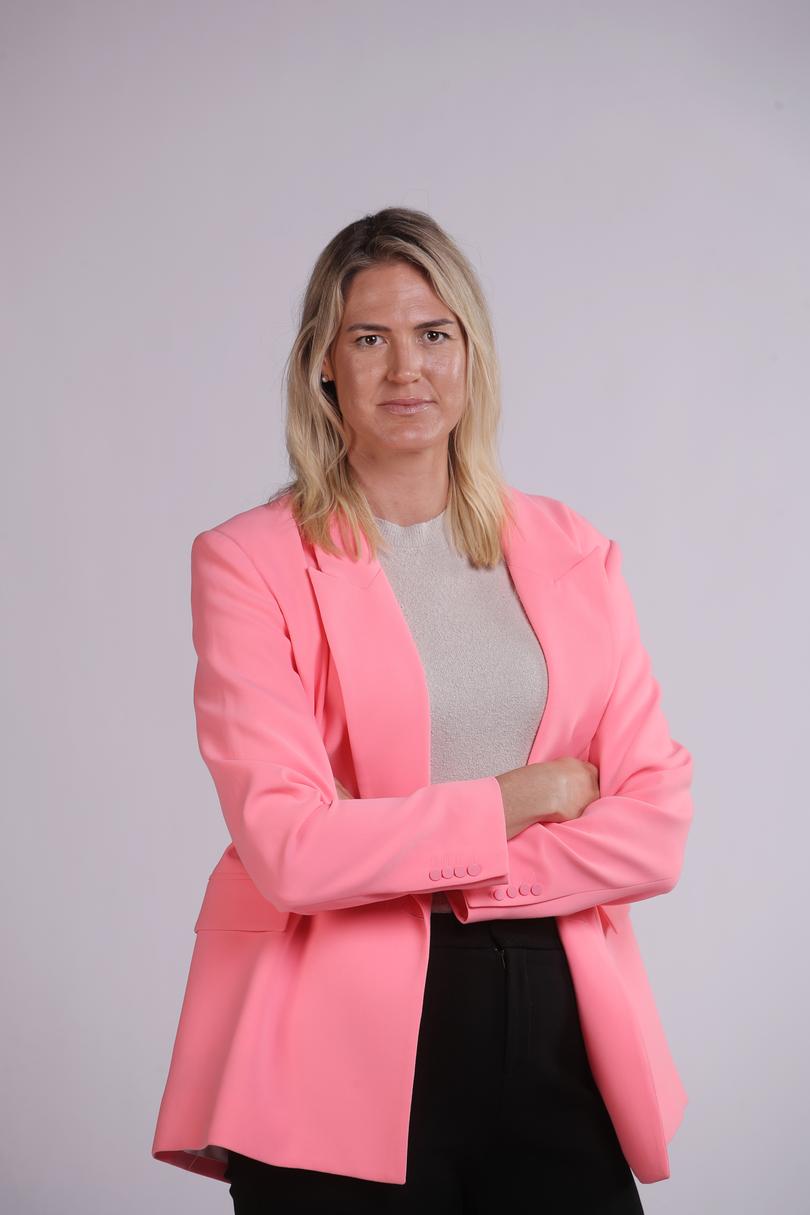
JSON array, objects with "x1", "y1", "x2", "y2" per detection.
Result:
[{"x1": 151, "y1": 485, "x2": 693, "y2": 1187}]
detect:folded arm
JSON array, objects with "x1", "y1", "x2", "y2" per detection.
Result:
[
  {"x1": 449, "y1": 537, "x2": 694, "y2": 922},
  {"x1": 190, "y1": 526, "x2": 512, "y2": 915}
]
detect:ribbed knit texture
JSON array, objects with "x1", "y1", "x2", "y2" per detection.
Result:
[{"x1": 372, "y1": 507, "x2": 549, "y2": 913}]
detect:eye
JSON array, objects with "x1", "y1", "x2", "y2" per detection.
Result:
[{"x1": 353, "y1": 331, "x2": 451, "y2": 347}]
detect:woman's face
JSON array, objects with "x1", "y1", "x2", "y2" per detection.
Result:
[{"x1": 322, "y1": 260, "x2": 467, "y2": 461}]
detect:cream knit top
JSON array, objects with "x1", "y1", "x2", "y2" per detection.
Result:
[{"x1": 372, "y1": 506, "x2": 549, "y2": 913}]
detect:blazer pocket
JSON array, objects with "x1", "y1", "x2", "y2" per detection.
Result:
[{"x1": 194, "y1": 873, "x2": 291, "y2": 933}]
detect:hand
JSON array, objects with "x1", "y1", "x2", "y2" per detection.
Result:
[{"x1": 496, "y1": 757, "x2": 600, "y2": 839}]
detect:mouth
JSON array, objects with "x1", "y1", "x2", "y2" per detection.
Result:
[{"x1": 379, "y1": 399, "x2": 433, "y2": 415}]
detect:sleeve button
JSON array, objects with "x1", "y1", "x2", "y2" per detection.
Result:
[{"x1": 467, "y1": 863, "x2": 482, "y2": 876}]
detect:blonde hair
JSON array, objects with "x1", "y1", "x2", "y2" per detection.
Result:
[{"x1": 269, "y1": 206, "x2": 517, "y2": 569}]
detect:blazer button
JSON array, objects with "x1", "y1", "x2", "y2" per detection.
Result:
[
  {"x1": 429, "y1": 868, "x2": 442, "y2": 881},
  {"x1": 530, "y1": 882, "x2": 542, "y2": 894},
  {"x1": 506, "y1": 885, "x2": 517, "y2": 897},
  {"x1": 454, "y1": 865, "x2": 465, "y2": 878},
  {"x1": 467, "y1": 863, "x2": 481, "y2": 876},
  {"x1": 441, "y1": 866, "x2": 454, "y2": 879},
  {"x1": 493, "y1": 887, "x2": 507, "y2": 900},
  {"x1": 518, "y1": 882, "x2": 531, "y2": 895}
]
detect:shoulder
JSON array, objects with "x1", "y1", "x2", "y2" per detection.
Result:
[
  {"x1": 190, "y1": 493, "x2": 302, "y2": 585},
  {"x1": 510, "y1": 486, "x2": 611, "y2": 557}
]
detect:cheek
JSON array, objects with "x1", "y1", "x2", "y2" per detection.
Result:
[
  {"x1": 430, "y1": 347, "x2": 466, "y2": 382},
  {"x1": 339, "y1": 358, "x2": 376, "y2": 390}
]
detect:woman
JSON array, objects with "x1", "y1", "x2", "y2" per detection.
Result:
[{"x1": 151, "y1": 207, "x2": 693, "y2": 1213}]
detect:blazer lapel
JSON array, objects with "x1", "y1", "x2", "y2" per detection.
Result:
[
  {"x1": 502, "y1": 505, "x2": 614, "y2": 768},
  {"x1": 305, "y1": 488, "x2": 613, "y2": 797}
]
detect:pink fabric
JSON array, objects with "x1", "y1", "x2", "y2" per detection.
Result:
[{"x1": 151, "y1": 486, "x2": 693, "y2": 1186}]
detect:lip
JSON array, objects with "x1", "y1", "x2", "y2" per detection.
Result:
[
  {"x1": 379, "y1": 398, "x2": 434, "y2": 415},
  {"x1": 379, "y1": 398, "x2": 433, "y2": 406}
]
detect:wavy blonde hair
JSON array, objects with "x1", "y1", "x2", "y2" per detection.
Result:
[{"x1": 268, "y1": 206, "x2": 517, "y2": 569}]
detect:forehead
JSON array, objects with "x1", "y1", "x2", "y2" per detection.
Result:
[{"x1": 342, "y1": 262, "x2": 448, "y2": 318}]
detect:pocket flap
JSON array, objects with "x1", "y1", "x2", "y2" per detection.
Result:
[
  {"x1": 597, "y1": 904, "x2": 617, "y2": 934},
  {"x1": 194, "y1": 874, "x2": 291, "y2": 932},
  {"x1": 597, "y1": 903, "x2": 630, "y2": 935}
]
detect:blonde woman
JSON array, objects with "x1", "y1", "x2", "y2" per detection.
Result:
[{"x1": 151, "y1": 208, "x2": 693, "y2": 1213}]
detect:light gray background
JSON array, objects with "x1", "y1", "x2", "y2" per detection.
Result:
[{"x1": 2, "y1": 2, "x2": 808, "y2": 1211}]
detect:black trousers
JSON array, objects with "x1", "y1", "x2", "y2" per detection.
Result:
[{"x1": 224, "y1": 911, "x2": 645, "y2": 1214}]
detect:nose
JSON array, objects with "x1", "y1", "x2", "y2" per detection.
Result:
[
  {"x1": 385, "y1": 340, "x2": 421, "y2": 383},
  {"x1": 387, "y1": 369, "x2": 420, "y2": 386}
]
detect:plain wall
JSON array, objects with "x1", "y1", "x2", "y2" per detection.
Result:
[{"x1": 2, "y1": 1, "x2": 808, "y2": 1211}]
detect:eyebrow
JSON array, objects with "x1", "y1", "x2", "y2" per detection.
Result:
[{"x1": 344, "y1": 318, "x2": 457, "y2": 333}]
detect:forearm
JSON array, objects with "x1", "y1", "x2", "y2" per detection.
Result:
[{"x1": 449, "y1": 744, "x2": 692, "y2": 921}]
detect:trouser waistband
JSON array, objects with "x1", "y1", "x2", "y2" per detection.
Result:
[{"x1": 427, "y1": 909, "x2": 563, "y2": 950}]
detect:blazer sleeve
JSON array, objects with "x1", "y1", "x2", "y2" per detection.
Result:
[
  {"x1": 190, "y1": 525, "x2": 512, "y2": 915},
  {"x1": 450, "y1": 536, "x2": 694, "y2": 922}
]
